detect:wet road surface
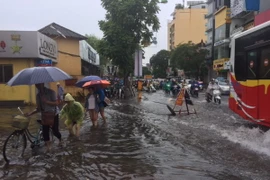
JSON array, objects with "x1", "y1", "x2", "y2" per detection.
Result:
[{"x1": 0, "y1": 90, "x2": 270, "y2": 179}]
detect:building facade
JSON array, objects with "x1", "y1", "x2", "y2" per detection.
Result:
[
  {"x1": 212, "y1": 0, "x2": 231, "y2": 79},
  {"x1": 205, "y1": 0, "x2": 215, "y2": 81},
  {"x1": 0, "y1": 23, "x2": 101, "y2": 105},
  {"x1": 0, "y1": 31, "x2": 58, "y2": 105},
  {"x1": 205, "y1": 0, "x2": 262, "y2": 80},
  {"x1": 168, "y1": 3, "x2": 208, "y2": 50},
  {"x1": 39, "y1": 23, "x2": 100, "y2": 97}
]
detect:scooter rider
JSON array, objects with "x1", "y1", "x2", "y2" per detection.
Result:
[{"x1": 206, "y1": 79, "x2": 215, "y2": 98}]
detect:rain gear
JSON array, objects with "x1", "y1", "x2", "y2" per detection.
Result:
[{"x1": 60, "y1": 93, "x2": 84, "y2": 126}]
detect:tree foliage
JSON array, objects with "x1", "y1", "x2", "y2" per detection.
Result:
[
  {"x1": 98, "y1": 0, "x2": 160, "y2": 76},
  {"x1": 170, "y1": 42, "x2": 209, "y2": 79},
  {"x1": 143, "y1": 66, "x2": 152, "y2": 76},
  {"x1": 150, "y1": 50, "x2": 170, "y2": 78}
]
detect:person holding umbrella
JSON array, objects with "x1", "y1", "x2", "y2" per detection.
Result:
[
  {"x1": 7, "y1": 66, "x2": 73, "y2": 153},
  {"x1": 84, "y1": 87, "x2": 100, "y2": 127},
  {"x1": 25, "y1": 83, "x2": 62, "y2": 152},
  {"x1": 96, "y1": 88, "x2": 107, "y2": 124}
]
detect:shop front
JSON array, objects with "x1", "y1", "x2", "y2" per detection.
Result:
[
  {"x1": 213, "y1": 58, "x2": 230, "y2": 79},
  {"x1": 79, "y1": 40, "x2": 100, "y2": 76},
  {"x1": 0, "y1": 31, "x2": 57, "y2": 105}
]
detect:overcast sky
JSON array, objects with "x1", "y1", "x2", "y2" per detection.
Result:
[{"x1": 2, "y1": 0, "x2": 205, "y2": 65}]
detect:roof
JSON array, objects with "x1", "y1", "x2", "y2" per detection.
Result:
[{"x1": 39, "y1": 22, "x2": 87, "y2": 40}]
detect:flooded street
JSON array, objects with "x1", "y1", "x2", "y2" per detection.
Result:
[{"x1": 1, "y1": 91, "x2": 270, "y2": 180}]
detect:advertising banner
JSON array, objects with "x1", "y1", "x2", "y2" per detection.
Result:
[
  {"x1": 0, "y1": 31, "x2": 57, "y2": 61},
  {"x1": 134, "y1": 49, "x2": 142, "y2": 77}
]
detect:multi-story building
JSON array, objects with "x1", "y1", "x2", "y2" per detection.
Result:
[
  {"x1": 205, "y1": 0, "x2": 269, "y2": 80},
  {"x1": 212, "y1": 0, "x2": 231, "y2": 79},
  {"x1": 205, "y1": 0, "x2": 215, "y2": 81},
  {"x1": 167, "y1": 2, "x2": 208, "y2": 50}
]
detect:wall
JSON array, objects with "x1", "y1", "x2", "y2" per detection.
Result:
[
  {"x1": 50, "y1": 38, "x2": 82, "y2": 96},
  {"x1": 173, "y1": 8, "x2": 208, "y2": 46},
  {"x1": 215, "y1": 7, "x2": 231, "y2": 28},
  {"x1": 0, "y1": 59, "x2": 36, "y2": 104}
]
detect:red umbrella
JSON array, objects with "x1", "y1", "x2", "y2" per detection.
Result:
[{"x1": 82, "y1": 80, "x2": 111, "y2": 89}]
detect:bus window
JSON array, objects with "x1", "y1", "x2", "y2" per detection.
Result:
[
  {"x1": 247, "y1": 51, "x2": 258, "y2": 79},
  {"x1": 259, "y1": 46, "x2": 270, "y2": 79},
  {"x1": 235, "y1": 52, "x2": 246, "y2": 81}
]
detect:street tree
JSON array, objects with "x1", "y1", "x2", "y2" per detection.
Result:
[
  {"x1": 98, "y1": 0, "x2": 160, "y2": 81},
  {"x1": 170, "y1": 42, "x2": 209, "y2": 79},
  {"x1": 150, "y1": 50, "x2": 170, "y2": 78},
  {"x1": 143, "y1": 67, "x2": 152, "y2": 76}
]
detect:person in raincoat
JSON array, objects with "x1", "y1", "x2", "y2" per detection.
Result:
[{"x1": 60, "y1": 93, "x2": 84, "y2": 137}]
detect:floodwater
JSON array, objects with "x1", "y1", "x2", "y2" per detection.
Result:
[{"x1": 1, "y1": 91, "x2": 270, "y2": 179}]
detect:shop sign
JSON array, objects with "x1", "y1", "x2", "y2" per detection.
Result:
[
  {"x1": 38, "y1": 33, "x2": 57, "y2": 59},
  {"x1": 231, "y1": 0, "x2": 260, "y2": 18},
  {"x1": 36, "y1": 59, "x2": 52, "y2": 67},
  {"x1": 214, "y1": 39, "x2": 230, "y2": 47},
  {"x1": 213, "y1": 58, "x2": 229, "y2": 71},
  {"x1": 244, "y1": 21, "x2": 254, "y2": 30},
  {"x1": 230, "y1": 0, "x2": 245, "y2": 18},
  {"x1": 230, "y1": 26, "x2": 244, "y2": 36},
  {"x1": 79, "y1": 40, "x2": 100, "y2": 66},
  {"x1": 0, "y1": 31, "x2": 57, "y2": 60}
]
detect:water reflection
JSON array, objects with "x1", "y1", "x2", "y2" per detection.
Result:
[{"x1": 1, "y1": 93, "x2": 270, "y2": 179}]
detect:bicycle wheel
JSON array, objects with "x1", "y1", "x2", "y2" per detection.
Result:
[{"x1": 3, "y1": 130, "x2": 27, "y2": 163}]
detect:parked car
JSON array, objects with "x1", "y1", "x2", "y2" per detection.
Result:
[{"x1": 218, "y1": 81, "x2": 230, "y2": 95}]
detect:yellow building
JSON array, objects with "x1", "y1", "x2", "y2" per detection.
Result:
[
  {"x1": 0, "y1": 31, "x2": 58, "y2": 106},
  {"x1": 168, "y1": 4, "x2": 208, "y2": 50},
  {"x1": 39, "y1": 23, "x2": 88, "y2": 96},
  {"x1": 0, "y1": 23, "x2": 100, "y2": 106}
]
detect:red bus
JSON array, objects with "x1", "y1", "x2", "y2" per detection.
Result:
[{"x1": 229, "y1": 20, "x2": 270, "y2": 127}]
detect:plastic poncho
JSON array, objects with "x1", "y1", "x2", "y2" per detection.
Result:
[{"x1": 60, "y1": 101, "x2": 84, "y2": 126}]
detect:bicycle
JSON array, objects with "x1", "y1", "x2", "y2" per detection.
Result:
[{"x1": 3, "y1": 107, "x2": 54, "y2": 163}]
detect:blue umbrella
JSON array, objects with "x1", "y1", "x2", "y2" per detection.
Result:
[
  {"x1": 7, "y1": 67, "x2": 72, "y2": 86},
  {"x1": 75, "y1": 75, "x2": 102, "y2": 88}
]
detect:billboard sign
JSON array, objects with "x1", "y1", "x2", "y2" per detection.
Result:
[
  {"x1": 231, "y1": 0, "x2": 260, "y2": 18},
  {"x1": 79, "y1": 40, "x2": 100, "y2": 66},
  {"x1": 134, "y1": 49, "x2": 143, "y2": 77},
  {"x1": 0, "y1": 31, "x2": 57, "y2": 61}
]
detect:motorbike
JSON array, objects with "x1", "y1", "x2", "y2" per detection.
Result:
[
  {"x1": 164, "y1": 83, "x2": 171, "y2": 94},
  {"x1": 206, "y1": 86, "x2": 221, "y2": 104},
  {"x1": 104, "y1": 88, "x2": 111, "y2": 98},
  {"x1": 198, "y1": 81, "x2": 204, "y2": 91},
  {"x1": 190, "y1": 84, "x2": 199, "y2": 98},
  {"x1": 119, "y1": 86, "x2": 125, "y2": 99},
  {"x1": 171, "y1": 84, "x2": 180, "y2": 96},
  {"x1": 147, "y1": 84, "x2": 156, "y2": 93}
]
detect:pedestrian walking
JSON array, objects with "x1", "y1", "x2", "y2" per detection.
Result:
[
  {"x1": 60, "y1": 93, "x2": 84, "y2": 137},
  {"x1": 85, "y1": 87, "x2": 99, "y2": 127},
  {"x1": 25, "y1": 83, "x2": 62, "y2": 153},
  {"x1": 57, "y1": 82, "x2": 64, "y2": 104},
  {"x1": 96, "y1": 88, "x2": 107, "y2": 124}
]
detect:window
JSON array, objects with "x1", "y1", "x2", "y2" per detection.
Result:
[
  {"x1": 201, "y1": 6, "x2": 206, "y2": 9},
  {"x1": 215, "y1": 24, "x2": 230, "y2": 42},
  {"x1": 0, "y1": 65, "x2": 13, "y2": 83},
  {"x1": 247, "y1": 51, "x2": 258, "y2": 79},
  {"x1": 214, "y1": 44, "x2": 230, "y2": 59},
  {"x1": 259, "y1": 46, "x2": 270, "y2": 79},
  {"x1": 235, "y1": 52, "x2": 246, "y2": 81}
]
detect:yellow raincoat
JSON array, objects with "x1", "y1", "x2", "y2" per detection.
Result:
[{"x1": 60, "y1": 93, "x2": 84, "y2": 126}]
